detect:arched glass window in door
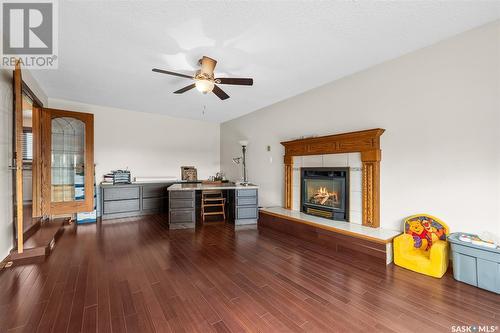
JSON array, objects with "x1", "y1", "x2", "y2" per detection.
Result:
[{"x1": 51, "y1": 117, "x2": 86, "y2": 202}]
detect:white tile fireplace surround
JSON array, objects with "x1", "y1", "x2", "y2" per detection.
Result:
[{"x1": 292, "y1": 153, "x2": 362, "y2": 224}]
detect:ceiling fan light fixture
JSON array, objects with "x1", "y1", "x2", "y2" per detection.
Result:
[
  {"x1": 152, "y1": 56, "x2": 253, "y2": 100},
  {"x1": 195, "y1": 79, "x2": 214, "y2": 94}
]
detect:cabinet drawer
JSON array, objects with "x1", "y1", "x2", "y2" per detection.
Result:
[
  {"x1": 236, "y1": 206, "x2": 257, "y2": 219},
  {"x1": 236, "y1": 196, "x2": 257, "y2": 206},
  {"x1": 169, "y1": 209, "x2": 195, "y2": 223},
  {"x1": 143, "y1": 185, "x2": 166, "y2": 198},
  {"x1": 170, "y1": 199, "x2": 195, "y2": 209},
  {"x1": 143, "y1": 197, "x2": 163, "y2": 211},
  {"x1": 237, "y1": 189, "x2": 257, "y2": 197},
  {"x1": 103, "y1": 199, "x2": 140, "y2": 214},
  {"x1": 169, "y1": 190, "x2": 195, "y2": 199},
  {"x1": 103, "y1": 187, "x2": 139, "y2": 201}
]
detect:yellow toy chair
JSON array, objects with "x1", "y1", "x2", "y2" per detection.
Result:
[{"x1": 394, "y1": 214, "x2": 449, "y2": 278}]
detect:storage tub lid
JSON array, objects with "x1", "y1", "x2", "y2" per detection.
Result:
[{"x1": 448, "y1": 233, "x2": 500, "y2": 254}]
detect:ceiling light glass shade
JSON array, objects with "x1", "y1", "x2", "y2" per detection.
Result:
[
  {"x1": 239, "y1": 140, "x2": 249, "y2": 147},
  {"x1": 195, "y1": 79, "x2": 214, "y2": 94}
]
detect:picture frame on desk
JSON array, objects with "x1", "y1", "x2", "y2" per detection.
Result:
[{"x1": 181, "y1": 166, "x2": 197, "y2": 181}]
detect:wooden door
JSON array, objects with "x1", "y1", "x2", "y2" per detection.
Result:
[{"x1": 41, "y1": 108, "x2": 94, "y2": 215}]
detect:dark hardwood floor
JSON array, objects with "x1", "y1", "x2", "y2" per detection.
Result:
[{"x1": 0, "y1": 215, "x2": 499, "y2": 333}]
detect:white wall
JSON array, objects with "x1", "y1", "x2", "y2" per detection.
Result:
[
  {"x1": 49, "y1": 99, "x2": 220, "y2": 183},
  {"x1": 22, "y1": 70, "x2": 49, "y2": 106},
  {"x1": 0, "y1": 69, "x2": 48, "y2": 259},
  {"x1": 221, "y1": 21, "x2": 500, "y2": 237}
]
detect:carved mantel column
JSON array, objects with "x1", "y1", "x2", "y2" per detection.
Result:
[
  {"x1": 361, "y1": 149, "x2": 381, "y2": 228},
  {"x1": 284, "y1": 155, "x2": 293, "y2": 209}
]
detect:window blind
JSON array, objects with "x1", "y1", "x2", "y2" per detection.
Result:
[{"x1": 22, "y1": 132, "x2": 33, "y2": 161}]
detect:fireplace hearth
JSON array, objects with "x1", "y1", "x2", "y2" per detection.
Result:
[{"x1": 301, "y1": 168, "x2": 349, "y2": 221}]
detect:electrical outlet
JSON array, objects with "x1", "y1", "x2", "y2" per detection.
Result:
[{"x1": 266, "y1": 145, "x2": 271, "y2": 152}]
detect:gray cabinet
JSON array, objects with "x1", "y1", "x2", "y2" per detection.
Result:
[
  {"x1": 234, "y1": 189, "x2": 258, "y2": 225},
  {"x1": 103, "y1": 187, "x2": 140, "y2": 201},
  {"x1": 103, "y1": 199, "x2": 140, "y2": 214},
  {"x1": 236, "y1": 196, "x2": 257, "y2": 206},
  {"x1": 169, "y1": 209, "x2": 195, "y2": 223},
  {"x1": 142, "y1": 197, "x2": 163, "y2": 211},
  {"x1": 142, "y1": 184, "x2": 165, "y2": 198},
  {"x1": 237, "y1": 189, "x2": 257, "y2": 197},
  {"x1": 100, "y1": 183, "x2": 170, "y2": 220},
  {"x1": 169, "y1": 190, "x2": 196, "y2": 224}
]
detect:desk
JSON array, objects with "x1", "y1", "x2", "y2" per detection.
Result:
[{"x1": 167, "y1": 183, "x2": 259, "y2": 226}]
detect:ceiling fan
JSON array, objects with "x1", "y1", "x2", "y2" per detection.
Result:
[{"x1": 152, "y1": 56, "x2": 253, "y2": 100}]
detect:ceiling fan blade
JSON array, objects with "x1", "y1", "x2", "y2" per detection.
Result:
[
  {"x1": 152, "y1": 68, "x2": 193, "y2": 79},
  {"x1": 173, "y1": 84, "x2": 196, "y2": 94},
  {"x1": 200, "y1": 56, "x2": 217, "y2": 75},
  {"x1": 212, "y1": 85, "x2": 230, "y2": 100},
  {"x1": 215, "y1": 78, "x2": 253, "y2": 86}
]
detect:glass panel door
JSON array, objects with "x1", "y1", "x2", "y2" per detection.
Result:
[
  {"x1": 41, "y1": 109, "x2": 94, "y2": 215},
  {"x1": 51, "y1": 117, "x2": 85, "y2": 203}
]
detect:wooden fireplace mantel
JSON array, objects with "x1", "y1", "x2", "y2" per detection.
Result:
[{"x1": 281, "y1": 128, "x2": 385, "y2": 228}]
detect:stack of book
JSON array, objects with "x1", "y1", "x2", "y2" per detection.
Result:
[{"x1": 103, "y1": 170, "x2": 131, "y2": 185}]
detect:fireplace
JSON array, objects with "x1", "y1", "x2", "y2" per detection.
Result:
[{"x1": 301, "y1": 168, "x2": 349, "y2": 221}]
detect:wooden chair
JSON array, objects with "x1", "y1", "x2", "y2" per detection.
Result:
[{"x1": 201, "y1": 190, "x2": 226, "y2": 222}]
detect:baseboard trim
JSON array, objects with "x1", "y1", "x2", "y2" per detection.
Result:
[{"x1": 24, "y1": 218, "x2": 42, "y2": 239}]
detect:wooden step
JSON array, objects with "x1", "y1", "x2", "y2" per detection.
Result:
[{"x1": 8, "y1": 218, "x2": 67, "y2": 266}]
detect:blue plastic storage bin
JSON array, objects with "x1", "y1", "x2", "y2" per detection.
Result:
[{"x1": 448, "y1": 233, "x2": 500, "y2": 294}]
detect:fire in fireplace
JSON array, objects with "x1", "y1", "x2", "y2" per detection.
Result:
[
  {"x1": 301, "y1": 168, "x2": 349, "y2": 221},
  {"x1": 310, "y1": 186, "x2": 338, "y2": 206}
]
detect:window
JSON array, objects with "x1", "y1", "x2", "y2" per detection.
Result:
[{"x1": 22, "y1": 129, "x2": 33, "y2": 161}]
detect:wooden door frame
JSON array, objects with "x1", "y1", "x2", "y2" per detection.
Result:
[
  {"x1": 41, "y1": 108, "x2": 95, "y2": 215},
  {"x1": 13, "y1": 62, "x2": 23, "y2": 252},
  {"x1": 12, "y1": 63, "x2": 45, "y2": 253}
]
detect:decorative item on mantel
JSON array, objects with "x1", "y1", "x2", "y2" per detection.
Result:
[
  {"x1": 288, "y1": 134, "x2": 318, "y2": 141},
  {"x1": 181, "y1": 166, "x2": 197, "y2": 181}
]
